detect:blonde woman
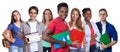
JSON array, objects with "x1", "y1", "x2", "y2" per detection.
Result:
[
  {"x1": 42, "y1": 9, "x2": 53, "y2": 52},
  {"x1": 68, "y1": 8, "x2": 86, "y2": 52}
]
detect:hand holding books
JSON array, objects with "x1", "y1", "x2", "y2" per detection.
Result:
[
  {"x1": 100, "y1": 32, "x2": 110, "y2": 50},
  {"x1": 52, "y1": 31, "x2": 72, "y2": 49},
  {"x1": 70, "y1": 29, "x2": 85, "y2": 48},
  {"x1": 52, "y1": 29, "x2": 85, "y2": 49},
  {"x1": 72, "y1": 40, "x2": 81, "y2": 48},
  {"x1": 100, "y1": 42, "x2": 109, "y2": 50},
  {"x1": 25, "y1": 32, "x2": 42, "y2": 44},
  {"x1": 59, "y1": 41, "x2": 67, "y2": 48}
]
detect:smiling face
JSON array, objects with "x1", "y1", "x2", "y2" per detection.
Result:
[
  {"x1": 13, "y1": 11, "x2": 21, "y2": 21},
  {"x1": 99, "y1": 10, "x2": 108, "y2": 21},
  {"x1": 83, "y1": 10, "x2": 92, "y2": 21},
  {"x1": 29, "y1": 9, "x2": 37, "y2": 20},
  {"x1": 44, "y1": 10, "x2": 52, "y2": 21},
  {"x1": 58, "y1": 7, "x2": 68, "y2": 20},
  {"x1": 71, "y1": 10, "x2": 79, "y2": 21}
]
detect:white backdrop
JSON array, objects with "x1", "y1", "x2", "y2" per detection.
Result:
[{"x1": 0, "y1": 0, "x2": 119, "y2": 52}]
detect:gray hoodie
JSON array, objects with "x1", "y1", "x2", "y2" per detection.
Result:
[{"x1": 19, "y1": 20, "x2": 45, "y2": 52}]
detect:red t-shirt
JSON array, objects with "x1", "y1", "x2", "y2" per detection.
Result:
[
  {"x1": 90, "y1": 27, "x2": 96, "y2": 46},
  {"x1": 48, "y1": 17, "x2": 69, "y2": 52}
]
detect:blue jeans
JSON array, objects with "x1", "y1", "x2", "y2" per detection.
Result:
[
  {"x1": 70, "y1": 48, "x2": 84, "y2": 52},
  {"x1": 79, "y1": 48, "x2": 84, "y2": 52},
  {"x1": 90, "y1": 44, "x2": 96, "y2": 52},
  {"x1": 9, "y1": 46, "x2": 23, "y2": 52},
  {"x1": 94, "y1": 47, "x2": 105, "y2": 52}
]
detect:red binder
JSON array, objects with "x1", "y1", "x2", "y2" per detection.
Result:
[{"x1": 70, "y1": 29, "x2": 85, "y2": 44}]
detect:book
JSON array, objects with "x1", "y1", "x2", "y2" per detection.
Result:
[
  {"x1": 70, "y1": 29, "x2": 85, "y2": 45},
  {"x1": 25, "y1": 32, "x2": 42, "y2": 43},
  {"x1": 100, "y1": 32, "x2": 110, "y2": 45},
  {"x1": 52, "y1": 31, "x2": 72, "y2": 49}
]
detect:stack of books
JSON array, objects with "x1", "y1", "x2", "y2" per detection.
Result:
[
  {"x1": 52, "y1": 31, "x2": 72, "y2": 49},
  {"x1": 25, "y1": 32, "x2": 42, "y2": 43}
]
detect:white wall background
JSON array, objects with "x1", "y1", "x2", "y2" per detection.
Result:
[{"x1": 0, "y1": 0, "x2": 119, "y2": 52}]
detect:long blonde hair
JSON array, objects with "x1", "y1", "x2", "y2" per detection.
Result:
[
  {"x1": 42, "y1": 9, "x2": 53, "y2": 24},
  {"x1": 69, "y1": 8, "x2": 83, "y2": 30}
]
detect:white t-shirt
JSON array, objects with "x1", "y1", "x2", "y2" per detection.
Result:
[
  {"x1": 101, "y1": 22, "x2": 106, "y2": 34},
  {"x1": 100, "y1": 22, "x2": 106, "y2": 50},
  {"x1": 28, "y1": 21, "x2": 38, "y2": 52}
]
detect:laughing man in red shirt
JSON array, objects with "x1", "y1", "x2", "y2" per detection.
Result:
[{"x1": 42, "y1": 2, "x2": 69, "y2": 52}]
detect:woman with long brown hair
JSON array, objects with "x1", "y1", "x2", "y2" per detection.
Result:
[
  {"x1": 2, "y1": 10, "x2": 24, "y2": 52},
  {"x1": 68, "y1": 8, "x2": 86, "y2": 52}
]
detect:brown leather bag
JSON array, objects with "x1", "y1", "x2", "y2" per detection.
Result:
[{"x1": 2, "y1": 30, "x2": 13, "y2": 48}]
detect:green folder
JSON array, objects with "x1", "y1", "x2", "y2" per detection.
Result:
[
  {"x1": 100, "y1": 32, "x2": 110, "y2": 45},
  {"x1": 52, "y1": 31, "x2": 72, "y2": 49}
]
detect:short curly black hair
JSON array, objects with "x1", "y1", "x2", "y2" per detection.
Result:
[
  {"x1": 82, "y1": 8, "x2": 91, "y2": 14},
  {"x1": 57, "y1": 2, "x2": 68, "y2": 13}
]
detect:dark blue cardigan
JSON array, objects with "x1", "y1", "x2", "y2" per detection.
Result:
[{"x1": 96, "y1": 21, "x2": 118, "y2": 52}]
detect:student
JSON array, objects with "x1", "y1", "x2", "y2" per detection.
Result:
[
  {"x1": 82, "y1": 8, "x2": 100, "y2": 52},
  {"x1": 42, "y1": 2, "x2": 69, "y2": 52},
  {"x1": 42, "y1": 9, "x2": 53, "y2": 52},
  {"x1": 68, "y1": 8, "x2": 86, "y2": 52},
  {"x1": 18, "y1": 6, "x2": 45, "y2": 52},
  {"x1": 96, "y1": 8, "x2": 118, "y2": 52},
  {"x1": 2, "y1": 10, "x2": 24, "y2": 52}
]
